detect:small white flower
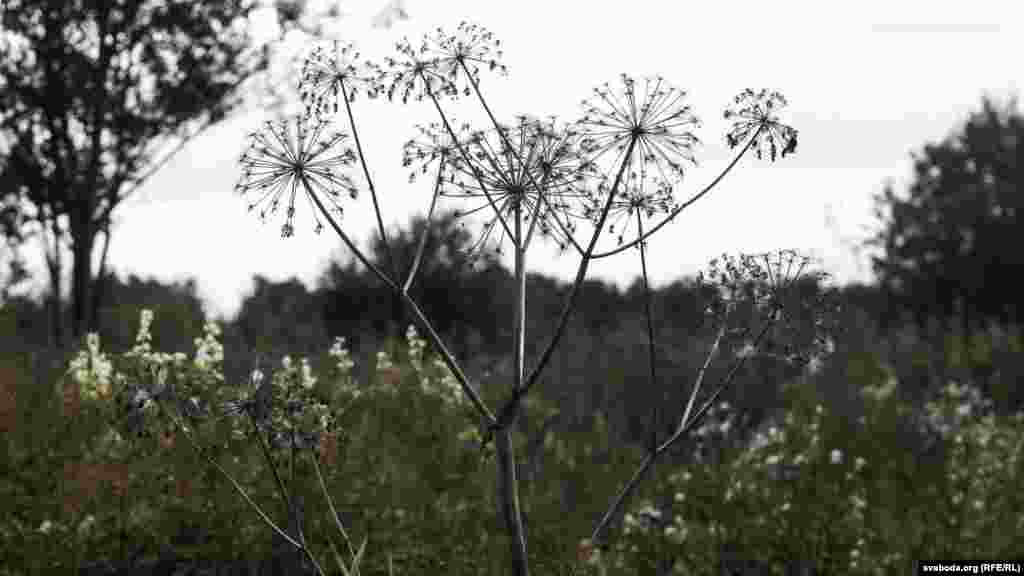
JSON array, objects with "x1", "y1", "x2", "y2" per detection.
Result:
[
  {"x1": 77, "y1": 515, "x2": 96, "y2": 536},
  {"x1": 38, "y1": 520, "x2": 55, "y2": 534},
  {"x1": 301, "y1": 357, "x2": 317, "y2": 389},
  {"x1": 830, "y1": 449, "x2": 843, "y2": 465},
  {"x1": 86, "y1": 333, "x2": 100, "y2": 355},
  {"x1": 249, "y1": 368, "x2": 265, "y2": 391}
]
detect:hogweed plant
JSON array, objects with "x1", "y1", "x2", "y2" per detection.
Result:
[
  {"x1": 237, "y1": 21, "x2": 833, "y2": 576},
  {"x1": 65, "y1": 21, "x2": 839, "y2": 575}
]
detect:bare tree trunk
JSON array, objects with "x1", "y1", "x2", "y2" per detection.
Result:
[
  {"x1": 69, "y1": 209, "x2": 95, "y2": 343},
  {"x1": 41, "y1": 209, "x2": 64, "y2": 349},
  {"x1": 89, "y1": 223, "x2": 112, "y2": 334}
]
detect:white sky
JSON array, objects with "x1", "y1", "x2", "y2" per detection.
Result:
[{"x1": 11, "y1": 0, "x2": 1022, "y2": 322}]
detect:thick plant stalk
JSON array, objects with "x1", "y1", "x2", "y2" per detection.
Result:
[{"x1": 494, "y1": 201, "x2": 530, "y2": 575}]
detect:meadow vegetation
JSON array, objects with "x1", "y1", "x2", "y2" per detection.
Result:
[{"x1": 1, "y1": 297, "x2": 1021, "y2": 575}]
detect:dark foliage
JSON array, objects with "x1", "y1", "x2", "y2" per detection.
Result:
[
  {"x1": 869, "y1": 95, "x2": 1023, "y2": 334},
  {"x1": 0, "y1": 0, "x2": 271, "y2": 346}
]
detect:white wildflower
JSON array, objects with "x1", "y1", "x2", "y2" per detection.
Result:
[
  {"x1": 77, "y1": 515, "x2": 96, "y2": 537},
  {"x1": 300, "y1": 357, "x2": 317, "y2": 389}
]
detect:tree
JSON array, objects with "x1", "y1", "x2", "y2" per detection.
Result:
[
  {"x1": 868, "y1": 95, "x2": 1023, "y2": 333},
  {"x1": 0, "y1": 0, "x2": 282, "y2": 348},
  {"x1": 234, "y1": 274, "x2": 330, "y2": 360},
  {"x1": 318, "y1": 209, "x2": 511, "y2": 361}
]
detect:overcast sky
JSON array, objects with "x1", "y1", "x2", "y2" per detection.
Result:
[{"x1": 11, "y1": 0, "x2": 1022, "y2": 322}]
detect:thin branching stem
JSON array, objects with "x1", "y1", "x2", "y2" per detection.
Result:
[
  {"x1": 591, "y1": 126, "x2": 763, "y2": 259},
  {"x1": 420, "y1": 71, "x2": 515, "y2": 244},
  {"x1": 150, "y1": 397, "x2": 319, "y2": 571},
  {"x1": 637, "y1": 213, "x2": 660, "y2": 455},
  {"x1": 519, "y1": 168, "x2": 554, "y2": 254},
  {"x1": 304, "y1": 175, "x2": 497, "y2": 425},
  {"x1": 494, "y1": 135, "x2": 639, "y2": 426},
  {"x1": 308, "y1": 443, "x2": 358, "y2": 561},
  {"x1": 495, "y1": 200, "x2": 530, "y2": 576},
  {"x1": 589, "y1": 310, "x2": 777, "y2": 548},
  {"x1": 462, "y1": 62, "x2": 587, "y2": 258},
  {"x1": 340, "y1": 78, "x2": 398, "y2": 282},
  {"x1": 300, "y1": 178, "x2": 396, "y2": 292},
  {"x1": 403, "y1": 162, "x2": 445, "y2": 292},
  {"x1": 248, "y1": 411, "x2": 324, "y2": 576}
]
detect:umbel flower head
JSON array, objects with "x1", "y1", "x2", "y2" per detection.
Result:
[
  {"x1": 401, "y1": 121, "x2": 474, "y2": 184},
  {"x1": 299, "y1": 40, "x2": 379, "y2": 117},
  {"x1": 699, "y1": 249, "x2": 841, "y2": 368},
  {"x1": 236, "y1": 114, "x2": 358, "y2": 238},
  {"x1": 583, "y1": 178, "x2": 678, "y2": 247},
  {"x1": 724, "y1": 88, "x2": 798, "y2": 161},
  {"x1": 578, "y1": 74, "x2": 700, "y2": 192},
  {"x1": 376, "y1": 21, "x2": 506, "y2": 104},
  {"x1": 421, "y1": 21, "x2": 507, "y2": 94},
  {"x1": 443, "y1": 115, "x2": 592, "y2": 260}
]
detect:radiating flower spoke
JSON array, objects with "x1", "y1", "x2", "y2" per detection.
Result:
[
  {"x1": 236, "y1": 114, "x2": 358, "y2": 238},
  {"x1": 443, "y1": 115, "x2": 593, "y2": 261},
  {"x1": 300, "y1": 40, "x2": 378, "y2": 118},
  {"x1": 375, "y1": 22, "x2": 506, "y2": 105},
  {"x1": 578, "y1": 74, "x2": 701, "y2": 192}
]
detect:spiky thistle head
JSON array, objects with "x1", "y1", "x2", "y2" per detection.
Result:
[
  {"x1": 577, "y1": 74, "x2": 700, "y2": 194},
  {"x1": 723, "y1": 89, "x2": 798, "y2": 161},
  {"x1": 236, "y1": 114, "x2": 358, "y2": 238},
  {"x1": 299, "y1": 40, "x2": 378, "y2": 117}
]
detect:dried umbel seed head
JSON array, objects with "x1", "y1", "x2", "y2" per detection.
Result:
[
  {"x1": 583, "y1": 178, "x2": 678, "y2": 248},
  {"x1": 375, "y1": 21, "x2": 506, "y2": 104},
  {"x1": 300, "y1": 40, "x2": 379, "y2": 118},
  {"x1": 401, "y1": 121, "x2": 473, "y2": 184},
  {"x1": 699, "y1": 250, "x2": 841, "y2": 369},
  {"x1": 443, "y1": 115, "x2": 592, "y2": 259},
  {"x1": 723, "y1": 88, "x2": 798, "y2": 161},
  {"x1": 578, "y1": 74, "x2": 700, "y2": 194},
  {"x1": 236, "y1": 114, "x2": 358, "y2": 238}
]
